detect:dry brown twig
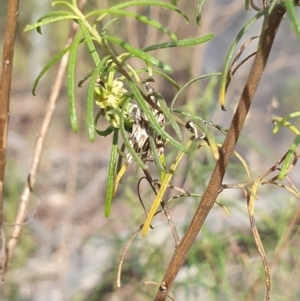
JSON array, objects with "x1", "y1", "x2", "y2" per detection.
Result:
[
  {"x1": 117, "y1": 226, "x2": 142, "y2": 288},
  {"x1": 245, "y1": 176, "x2": 300, "y2": 300},
  {"x1": 250, "y1": 0, "x2": 262, "y2": 11},
  {"x1": 245, "y1": 186, "x2": 271, "y2": 300},
  {"x1": 222, "y1": 146, "x2": 298, "y2": 190},
  {"x1": 226, "y1": 36, "x2": 260, "y2": 90},
  {"x1": 117, "y1": 179, "x2": 196, "y2": 288},
  {"x1": 0, "y1": 0, "x2": 20, "y2": 277}
]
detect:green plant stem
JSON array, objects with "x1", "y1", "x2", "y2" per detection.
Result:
[{"x1": 154, "y1": 6, "x2": 285, "y2": 301}]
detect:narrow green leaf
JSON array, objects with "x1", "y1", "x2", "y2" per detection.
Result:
[
  {"x1": 102, "y1": 35, "x2": 172, "y2": 71},
  {"x1": 95, "y1": 125, "x2": 115, "y2": 137},
  {"x1": 173, "y1": 109, "x2": 207, "y2": 123},
  {"x1": 32, "y1": 46, "x2": 71, "y2": 95},
  {"x1": 116, "y1": 143, "x2": 126, "y2": 176},
  {"x1": 286, "y1": 0, "x2": 300, "y2": 42},
  {"x1": 89, "y1": 9, "x2": 177, "y2": 41},
  {"x1": 109, "y1": 0, "x2": 189, "y2": 23},
  {"x1": 67, "y1": 31, "x2": 82, "y2": 133},
  {"x1": 219, "y1": 10, "x2": 265, "y2": 109},
  {"x1": 154, "y1": 93, "x2": 182, "y2": 141},
  {"x1": 118, "y1": 68, "x2": 180, "y2": 91},
  {"x1": 173, "y1": 109, "x2": 227, "y2": 135},
  {"x1": 279, "y1": 134, "x2": 300, "y2": 180},
  {"x1": 78, "y1": 70, "x2": 94, "y2": 87},
  {"x1": 272, "y1": 114, "x2": 300, "y2": 180},
  {"x1": 79, "y1": 55, "x2": 111, "y2": 87},
  {"x1": 101, "y1": 18, "x2": 119, "y2": 37},
  {"x1": 196, "y1": 0, "x2": 206, "y2": 26},
  {"x1": 142, "y1": 34, "x2": 214, "y2": 52},
  {"x1": 151, "y1": 69, "x2": 180, "y2": 91},
  {"x1": 80, "y1": 22, "x2": 101, "y2": 66},
  {"x1": 105, "y1": 129, "x2": 119, "y2": 217},
  {"x1": 25, "y1": 11, "x2": 74, "y2": 34},
  {"x1": 52, "y1": 0, "x2": 75, "y2": 10},
  {"x1": 272, "y1": 112, "x2": 300, "y2": 134},
  {"x1": 245, "y1": 0, "x2": 250, "y2": 12},
  {"x1": 25, "y1": 15, "x2": 79, "y2": 33},
  {"x1": 171, "y1": 73, "x2": 221, "y2": 110}
]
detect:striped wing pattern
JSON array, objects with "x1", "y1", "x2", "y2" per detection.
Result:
[{"x1": 126, "y1": 83, "x2": 165, "y2": 164}]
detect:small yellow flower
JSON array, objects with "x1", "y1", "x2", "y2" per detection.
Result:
[{"x1": 95, "y1": 78, "x2": 128, "y2": 110}]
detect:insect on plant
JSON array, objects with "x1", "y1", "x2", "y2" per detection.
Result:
[
  {"x1": 22, "y1": 0, "x2": 219, "y2": 230},
  {"x1": 92, "y1": 63, "x2": 222, "y2": 235},
  {"x1": 92, "y1": 68, "x2": 222, "y2": 237},
  {"x1": 3, "y1": 1, "x2": 299, "y2": 300},
  {"x1": 93, "y1": 73, "x2": 169, "y2": 218}
]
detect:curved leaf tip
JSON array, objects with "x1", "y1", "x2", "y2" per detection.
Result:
[{"x1": 219, "y1": 91, "x2": 226, "y2": 110}]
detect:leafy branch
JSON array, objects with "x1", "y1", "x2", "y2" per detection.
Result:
[
  {"x1": 154, "y1": 3, "x2": 286, "y2": 301},
  {"x1": 2, "y1": 1, "x2": 300, "y2": 300},
  {"x1": 24, "y1": 0, "x2": 219, "y2": 222}
]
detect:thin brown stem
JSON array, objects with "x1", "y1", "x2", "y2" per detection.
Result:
[
  {"x1": 0, "y1": 0, "x2": 20, "y2": 276},
  {"x1": 226, "y1": 36, "x2": 259, "y2": 90},
  {"x1": 250, "y1": 0, "x2": 262, "y2": 11},
  {"x1": 117, "y1": 226, "x2": 142, "y2": 288},
  {"x1": 154, "y1": 7, "x2": 285, "y2": 301},
  {"x1": 246, "y1": 188, "x2": 271, "y2": 301}
]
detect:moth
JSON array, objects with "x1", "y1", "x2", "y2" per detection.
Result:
[{"x1": 126, "y1": 82, "x2": 166, "y2": 165}]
